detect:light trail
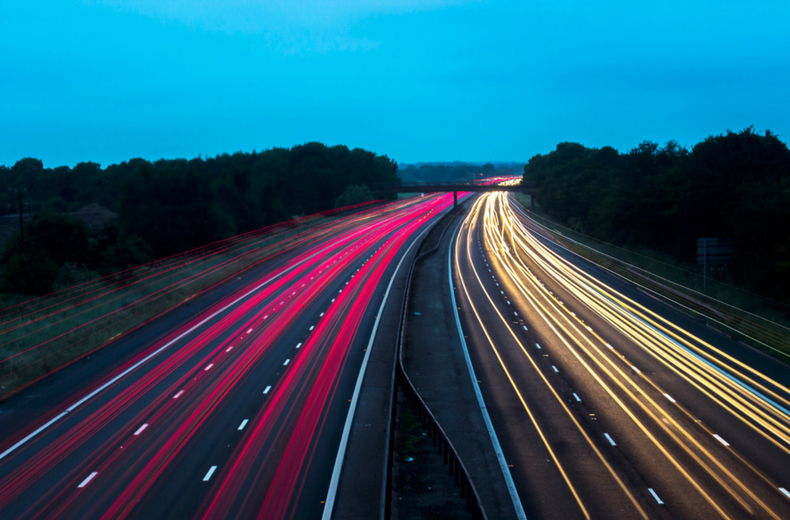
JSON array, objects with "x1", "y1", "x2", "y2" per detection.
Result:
[
  {"x1": 457, "y1": 189, "x2": 790, "y2": 519},
  {"x1": 0, "y1": 193, "x2": 461, "y2": 520}
]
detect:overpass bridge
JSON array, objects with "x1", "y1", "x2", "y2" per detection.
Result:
[{"x1": 368, "y1": 181, "x2": 535, "y2": 208}]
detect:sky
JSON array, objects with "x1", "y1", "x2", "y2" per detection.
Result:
[{"x1": 2, "y1": 0, "x2": 789, "y2": 169}]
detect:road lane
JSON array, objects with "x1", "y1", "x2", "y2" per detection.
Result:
[
  {"x1": 453, "y1": 190, "x2": 790, "y2": 519},
  {"x1": 0, "y1": 194, "x2": 455, "y2": 520}
]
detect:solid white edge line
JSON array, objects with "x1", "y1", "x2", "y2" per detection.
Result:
[
  {"x1": 321, "y1": 214, "x2": 436, "y2": 520},
  {"x1": 0, "y1": 251, "x2": 322, "y2": 461},
  {"x1": 0, "y1": 411, "x2": 68, "y2": 461},
  {"x1": 779, "y1": 487, "x2": 790, "y2": 499},
  {"x1": 238, "y1": 419, "x2": 248, "y2": 431},
  {"x1": 134, "y1": 423, "x2": 149, "y2": 436},
  {"x1": 203, "y1": 466, "x2": 217, "y2": 481},
  {"x1": 448, "y1": 217, "x2": 528, "y2": 520},
  {"x1": 648, "y1": 487, "x2": 664, "y2": 504},
  {"x1": 713, "y1": 434, "x2": 730, "y2": 447},
  {"x1": 604, "y1": 433, "x2": 616, "y2": 446},
  {"x1": 78, "y1": 471, "x2": 98, "y2": 488}
]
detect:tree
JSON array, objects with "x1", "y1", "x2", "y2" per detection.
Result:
[{"x1": 335, "y1": 185, "x2": 374, "y2": 208}]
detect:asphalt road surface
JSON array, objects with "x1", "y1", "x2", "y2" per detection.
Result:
[
  {"x1": 0, "y1": 194, "x2": 454, "y2": 520},
  {"x1": 452, "y1": 191, "x2": 790, "y2": 520}
]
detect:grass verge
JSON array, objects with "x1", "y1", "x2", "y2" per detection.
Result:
[{"x1": 514, "y1": 194, "x2": 790, "y2": 362}]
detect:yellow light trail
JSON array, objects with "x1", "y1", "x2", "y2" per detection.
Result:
[{"x1": 460, "y1": 189, "x2": 790, "y2": 519}]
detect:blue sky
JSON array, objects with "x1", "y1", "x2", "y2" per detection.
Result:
[{"x1": 2, "y1": 0, "x2": 789, "y2": 168}]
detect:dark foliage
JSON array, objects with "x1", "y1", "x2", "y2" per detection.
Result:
[
  {"x1": 523, "y1": 127, "x2": 790, "y2": 301},
  {"x1": 1, "y1": 142, "x2": 398, "y2": 294},
  {"x1": 398, "y1": 162, "x2": 520, "y2": 183}
]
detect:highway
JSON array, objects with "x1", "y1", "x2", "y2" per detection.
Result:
[
  {"x1": 452, "y1": 191, "x2": 790, "y2": 519},
  {"x1": 0, "y1": 194, "x2": 453, "y2": 520}
]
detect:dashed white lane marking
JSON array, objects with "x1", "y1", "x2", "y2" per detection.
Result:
[
  {"x1": 604, "y1": 433, "x2": 616, "y2": 446},
  {"x1": 552, "y1": 366, "x2": 559, "y2": 373},
  {"x1": 134, "y1": 424, "x2": 149, "y2": 436},
  {"x1": 309, "y1": 325, "x2": 315, "y2": 331},
  {"x1": 283, "y1": 359, "x2": 291, "y2": 366},
  {"x1": 247, "y1": 328, "x2": 253, "y2": 334},
  {"x1": 204, "y1": 363, "x2": 214, "y2": 371},
  {"x1": 606, "y1": 343, "x2": 613, "y2": 349},
  {"x1": 263, "y1": 386, "x2": 271, "y2": 394},
  {"x1": 320, "y1": 312, "x2": 324, "y2": 317},
  {"x1": 648, "y1": 488, "x2": 664, "y2": 504},
  {"x1": 631, "y1": 366, "x2": 641, "y2": 374},
  {"x1": 514, "y1": 312, "x2": 518, "y2": 316},
  {"x1": 225, "y1": 346, "x2": 233, "y2": 353},
  {"x1": 296, "y1": 342, "x2": 302, "y2": 349},
  {"x1": 263, "y1": 315, "x2": 268, "y2": 320},
  {"x1": 507, "y1": 301, "x2": 511, "y2": 305},
  {"x1": 238, "y1": 419, "x2": 248, "y2": 431},
  {"x1": 535, "y1": 343, "x2": 541, "y2": 349},
  {"x1": 173, "y1": 390, "x2": 185, "y2": 399},
  {"x1": 523, "y1": 325, "x2": 528, "y2": 331},
  {"x1": 500, "y1": 291, "x2": 504, "y2": 294},
  {"x1": 203, "y1": 466, "x2": 217, "y2": 481},
  {"x1": 339, "y1": 289, "x2": 342, "y2": 293},
  {"x1": 779, "y1": 487, "x2": 790, "y2": 499},
  {"x1": 78, "y1": 472, "x2": 98, "y2": 488},
  {"x1": 332, "y1": 298, "x2": 335, "y2": 302},
  {"x1": 664, "y1": 393, "x2": 676, "y2": 403},
  {"x1": 713, "y1": 434, "x2": 730, "y2": 447},
  {"x1": 573, "y1": 393, "x2": 581, "y2": 402}
]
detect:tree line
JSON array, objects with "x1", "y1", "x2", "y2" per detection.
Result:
[
  {"x1": 399, "y1": 162, "x2": 522, "y2": 183},
  {"x1": 523, "y1": 127, "x2": 790, "y2": 302},
  {"x1": 1, "y1": 142, "x2": 398, "y2": 294}
]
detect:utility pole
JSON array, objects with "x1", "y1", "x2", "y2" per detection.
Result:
[{"x1": 8, "y1": 188, "x2": 27, "y2": 250}]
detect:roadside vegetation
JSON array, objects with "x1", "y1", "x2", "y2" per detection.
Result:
[
  {"x1": 515, "y1": 193, "x2": 790, "y2": 360},
  {"x1": 0, "y1": 142, "x2": 399, "y2": 296},
  {"x1": 0, "y1": 142, "x2": 402, "y2": 399},
  {"x1": 523, "y1": 127, "x2": 790, "y2": 308},
  {"x1": 0, "y1": 211, "x2": 344, "y2": 400}
]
